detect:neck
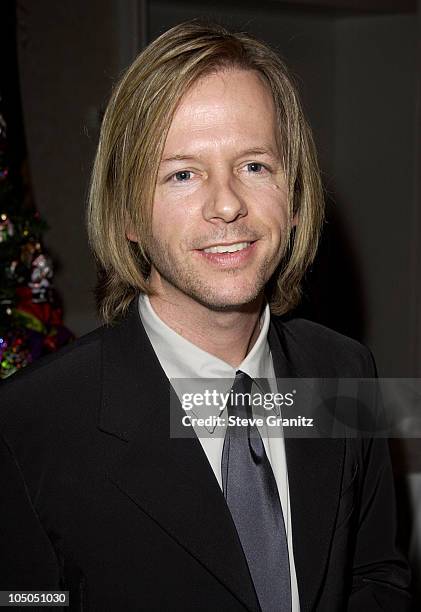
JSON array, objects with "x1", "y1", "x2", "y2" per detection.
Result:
[{"x1": 148, "y1": 291, "x2": 265, "y2": 368}]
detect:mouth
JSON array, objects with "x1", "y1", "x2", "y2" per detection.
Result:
[
  {"x1": 201, "y1": 241, "x2": 253, "y2": 254},
  {"x1": 195, "y1": 240, "x2": 258, "y2": 267}
]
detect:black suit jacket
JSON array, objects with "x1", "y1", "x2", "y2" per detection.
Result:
[{"x1": 0, "y1": 298, "x2": 411, "y2": 611}]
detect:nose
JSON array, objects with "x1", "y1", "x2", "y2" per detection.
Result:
[{"x1": 202, "y1": 173, "x2": 247, "y2": 224}]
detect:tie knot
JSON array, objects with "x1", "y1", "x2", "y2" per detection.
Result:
[
  {"x1": 226, "y1": 370, "x2": 254, "y2": 419},
  {"x1": 233, "y1": 370, "x2": 253, "y2": 394}
]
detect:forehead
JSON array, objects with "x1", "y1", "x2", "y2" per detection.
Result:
[{"x1": 163, "y1": 68, "x2": 278, "y2": 155}]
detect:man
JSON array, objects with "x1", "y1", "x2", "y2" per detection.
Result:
[{"x1": 0, "y1": 21, "x2": 411, "y2": 611}]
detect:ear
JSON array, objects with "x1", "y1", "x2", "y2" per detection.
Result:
[
  {"x1": 291, "y1": 209, "x2": 299, "y2": 228},
  {"x1": 125, "y1": 222, "x2": 138, "y2": 242}
]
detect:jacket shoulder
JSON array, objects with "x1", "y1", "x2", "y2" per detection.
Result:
[
  {"x1": 272, "y1": 316, "x2": 376, "y2": 377},
  {"x1": 0, "y1": 325, "x2": 104, "y2": 427}
]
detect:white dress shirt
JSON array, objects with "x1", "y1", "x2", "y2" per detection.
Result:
[{"x1": 138, "y1": 294, "x2": 300, "y2": 611}]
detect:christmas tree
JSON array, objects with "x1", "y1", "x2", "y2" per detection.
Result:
[{"x1": 0, "y1": 102, "x2": 73, "y2": 379}]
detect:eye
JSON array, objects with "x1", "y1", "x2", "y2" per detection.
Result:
[
  {"x1": 248, "y1": 163, "x2": 262, "y2": 172},
  {"x1": 246, "y1": 162, "x2": 266, "y2": 174},
  {"x1": 173, "y1": 170, "x2": 193, "y2": 182}
]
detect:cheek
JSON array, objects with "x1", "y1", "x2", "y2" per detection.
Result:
[
  {"x1": 151, "y1": 195, "x2": 202, "y2": 241},
  {"x1": 252, "y1": 189, "x2": 289, "y2": 231}
]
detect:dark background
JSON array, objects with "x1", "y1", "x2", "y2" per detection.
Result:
[{"x1": 2, "y1": 0, "x2": 421, "y2": 606}]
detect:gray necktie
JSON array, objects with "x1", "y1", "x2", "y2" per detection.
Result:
[{"x1": 221, "y1": 371, "x2": 292, "y2": 612}]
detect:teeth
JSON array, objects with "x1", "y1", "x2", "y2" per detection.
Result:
[{"x1": 203, "y1": 242, "x2": 251, "y2": 254}]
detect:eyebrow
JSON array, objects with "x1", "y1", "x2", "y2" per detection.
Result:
[
  {"x1": 160, "y1": 146, "x2": 278, "y2": 165},
  {"x1": 161, "y1": 154, "x2": 197, "y2": 164}
]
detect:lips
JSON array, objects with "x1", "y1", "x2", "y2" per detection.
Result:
[
  {"x1": 202, "y1": 241, "x2": 252, "y2": 254},
  {"x1": 195, "y1": 240, "x2": 257, "y2": 267}
]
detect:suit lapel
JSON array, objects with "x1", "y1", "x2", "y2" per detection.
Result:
[
  {"x1": 268, "y1": 321, "x2": 345, "y2": 612},
  {"x1": 98, "y1": 298, "x2": 260, "y2": 612}
]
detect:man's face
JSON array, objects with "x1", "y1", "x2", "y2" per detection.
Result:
[{"x1": 145, "y1": 68, "x2": 291, "y2": 311}]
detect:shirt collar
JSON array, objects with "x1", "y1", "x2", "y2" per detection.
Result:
[{"x1": 138, "y1": 293, "x2": 272, "y2": 382}]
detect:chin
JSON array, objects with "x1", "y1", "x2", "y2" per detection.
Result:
[
  {"x1": 153, "y1": 264, "x2": 270, "y2": 310},
  {"x1": 187, "y1": 286, "x2": 264, "y2": 312}
]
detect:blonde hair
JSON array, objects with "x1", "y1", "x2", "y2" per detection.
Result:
[{"x1": 87, "y1": 20, "x2": 324, "y2": 323}]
